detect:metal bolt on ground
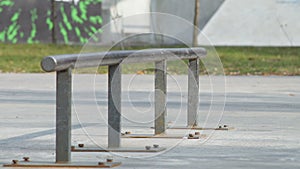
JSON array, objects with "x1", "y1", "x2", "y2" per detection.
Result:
[
  {"x1": 98, "y1": 162, "x2": 105, "y2": 166},
  {"x1": 107, "y1": 158, "x2": 113, "y2": 163},
  {"x1": 188, "y1": 133, "x2": 200, "y2": 139},
  {"x1": 71, "y1": 146, "x2": 75, "y2": 150},
  {"x1": 23, "y1": 157, "x2": 30, "y2": 162},
  {"x1": 145, "y1": 146, "x2": 151, "y2": 150}
]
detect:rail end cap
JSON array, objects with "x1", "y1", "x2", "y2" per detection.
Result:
[{"x1": 41, "y1": 56, "x2": 56, "y2": 72}]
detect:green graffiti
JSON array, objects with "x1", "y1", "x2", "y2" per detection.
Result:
[
  {"x1": 75, "y1": 27, "x2": 81, "y2": 36},
  {"x1": 83, "y1": 0, "x2": 90, "y2": 5},
  {"x1": 0, "y1": 0, "x2": 102, "y2": 44},
  {"x1": 71, "y1": 5, "x2": 83, "y2": 24},
  {"x1": 94, "y1": 0, "x2": 102, "y2": 4},
  {"x1": 79, "y1": 1, "x2": 87, "y2": 21},
  {"x1": 7, "y1": 9, "x2": 21, "y2": 43},
  {"x1": 7, "y1": 22, "x2": 20, "y2": 42},
  {"x1": 83, "y1": 0, "x2": 102, "y2": 5},
  {"x1": 92, "y1": 35, "x2": 99, "y2": 42},
  {"x1": 7, "y1": 22, "x2": 16, "y2": 35},
  {"x1": 0, "y1": 30, "x2": 6, "y2": 42},
  {"x1": 8, "y1": 25, "x2": 19, "y2": 42},
  {"x1": 20, "y1": 32, "x2": 24, "y2": 38},
  {"x1": 84, "y1": 27, "x2": 98, "y2": 41},
  {"x1": 12, "y1": 37, "x2": 17, "y2": 43},
  {"x1": 84, "y1": 28, "x2": 91, "y2": 36},
  {"x1": 89, "y1": 16, "x2": 102, "y2": 25},
  {"x1": 75, "y1": 27, "x2": 87, "y2": 43},
  {"x1": 75, "y1": 27, "x2": 82, "y2": 43},
  {"x1": 98, "y1": 29, "x2": 103, "y2": 33},
  {"x1": 89, "y1": 26, "x2": 98, "y2": 33},
  {"x1": 46, "y1": 11, "x2": 53, "y2": 30},
  {"x1": 7, "y1": 8, "x2": 21, "y2": 43},
  {"x1": 0, "y1": 0, "x2": 14, "y2": 6},
  {"x1": 59, "y1": 22, "x2": 69, "y2": 44},
  {"x1": 31, "y1": 9, "x2": 38, "y2": 22},
  {"x1": 27, "y1": 8, "x2": 38, "y2": 43},
  {"x1": 60, "y1": 4, "x2": 72, "y2": 31},
  {"x1": 11, "y1": 9, "x2": 21, "y2": 22}
]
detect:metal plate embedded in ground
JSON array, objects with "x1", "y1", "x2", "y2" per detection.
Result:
[
  {"x1": 72, "y1": 147, "x2": 166, "y2": 153},
  {"x1": 3, "y1": 161, "x2": 121, "y2": 168}
]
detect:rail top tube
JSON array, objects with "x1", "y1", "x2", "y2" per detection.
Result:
[{"x1": 41, "y1": 48, "x2": 206, "y2": 72}]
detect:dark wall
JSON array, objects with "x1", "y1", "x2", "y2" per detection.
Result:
[{"x1": 0, "y1": 0, "x2": 102, "y2": 44}]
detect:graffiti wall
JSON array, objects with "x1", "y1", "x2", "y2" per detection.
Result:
[{"x1": 0, "y1": 0, "x2": 102, "y2": 44}]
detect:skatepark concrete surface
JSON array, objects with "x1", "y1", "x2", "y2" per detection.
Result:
[{"x1": 0, "y1": 73, "x2": 299, "y2": 169}]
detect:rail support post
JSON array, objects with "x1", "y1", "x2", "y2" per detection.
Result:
[
  {"x1": 56, "y1": 68, "x2": 72, "y2": 163},
  {"x1": 187, "y1": 58, "x2": 199, "y2": 127},
  {"x1": 155, "y1": 60, "x2": 167, "y2": 135},
  {"x1": 108, "y1": 64, "x2": 122, "y2": 148}
]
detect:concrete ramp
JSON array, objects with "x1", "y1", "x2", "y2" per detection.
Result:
[{"x1": 198, "y1": 0, "x2": 300, "y2": 46}]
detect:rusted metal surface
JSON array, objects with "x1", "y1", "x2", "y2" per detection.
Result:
[
  {"x1": 3, "y1": 161, "x2": 121, "y2": 168},
  {"x1": 163, "y1": 125, "x2": 234, "y2": 131},
  {"x1": 3, "y1": 157, "x2": 121, "y2": 168},
  {"x1": 71, "y1": 147, "x2": 166, "y2": 153},
  {"x1": 106, "y1": 159, "x2": 113, "y2": 163},
  {"x1": 122, "y1": 133, "x2": 206, "y2": 139},
  {"x1": 124, "y1": 131, "x2": 131, "y2": 135},
  {"x1": 12, "y1": 160, "x2": 18, "y2": 164},
  {"x1": 71, "y1": 146, "x2": 75, "y2": 151}
]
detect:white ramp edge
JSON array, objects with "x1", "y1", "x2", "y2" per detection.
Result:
[{"x1": 198, "y1": 0, "x2": 300, "y2": 46}]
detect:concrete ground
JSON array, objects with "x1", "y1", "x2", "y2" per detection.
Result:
[{"x1": 0, "y1": 73, "x2": 299, "y2": 169}]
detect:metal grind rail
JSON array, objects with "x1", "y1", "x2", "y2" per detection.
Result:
[{"x1": 41, "y1": 48, "x2": 206, "y2": 163}]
